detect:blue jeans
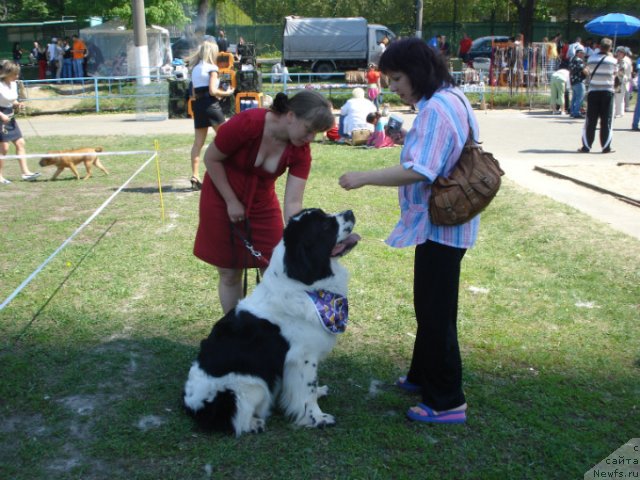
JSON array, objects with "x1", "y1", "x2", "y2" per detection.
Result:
[
  {"x1": 62, "y1": 58, "x2": 73, "y2": 80},
  {"x1": 72, "y1": 58, "x2": 84, "y2": 79},
  {"x1": 633, "y1": 96, "x2": 640, "y2": 129},
  {"x1": 571, "y1": 82, "x2": 585, "y2": 117}
]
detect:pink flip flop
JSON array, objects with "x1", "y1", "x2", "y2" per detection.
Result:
[{"x1": 406, "y1": 403, "x2": 467, "y2": 424}]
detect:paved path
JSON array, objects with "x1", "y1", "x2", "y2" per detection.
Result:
[{"x1": 19, "y1": 109, "x2": 640, "y2": 240}]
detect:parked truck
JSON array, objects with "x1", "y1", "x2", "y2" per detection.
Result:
[{"x1": 282, "y1": 16, "x2": 396, "y2": 74}]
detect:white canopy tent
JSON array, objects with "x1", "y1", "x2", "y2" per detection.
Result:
[{"x1": 80, "y1": 19, "x2": 172, "y2": 77}]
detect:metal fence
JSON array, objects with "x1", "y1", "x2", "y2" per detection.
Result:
[{"x1": 19, "y1": 69, "x2": 551, "y2": 118}]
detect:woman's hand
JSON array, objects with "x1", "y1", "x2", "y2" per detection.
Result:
[
  {"x1": 339, "y1": 172, "x2": 367, "y2": 190},
  {"x1": 227, "y1": 199, "x2": 246, "y2": 223}
]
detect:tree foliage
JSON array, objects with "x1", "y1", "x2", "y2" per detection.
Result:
[{"x1": 1, "y1": 0, "x2": 638, "y2": 34}]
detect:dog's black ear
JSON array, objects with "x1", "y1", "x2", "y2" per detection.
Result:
[
  {"x1": 284, "y1": 241, "x2": 318, "y2": 285},
  {"x1": 283, "y1": 210, "x2": 335, "y2": 285}
]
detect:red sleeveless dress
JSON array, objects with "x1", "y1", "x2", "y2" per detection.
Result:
[{"x1": 193, "y1": 108, "x2": 311, "y2": 269}]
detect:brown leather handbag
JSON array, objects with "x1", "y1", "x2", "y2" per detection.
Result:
[{"x1": 429, "y1": 93, "x2": 504, "y2": 226}]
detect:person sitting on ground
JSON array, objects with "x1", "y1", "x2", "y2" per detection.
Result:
[
  {"x1": 365, "y1": 111, "x2": 396, "y2": 148},
  {"x1": 339, "y1": 87, "x2": 377, "y2": 141}
]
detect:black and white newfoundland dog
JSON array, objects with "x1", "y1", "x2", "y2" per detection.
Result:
[{"x1": 183, "y1": 208, "x2": 360, "y2": 436}]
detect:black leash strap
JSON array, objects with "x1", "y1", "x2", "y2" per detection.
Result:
[{"x1": 230, "y1": 219, "x2": 265, "y2": 297}]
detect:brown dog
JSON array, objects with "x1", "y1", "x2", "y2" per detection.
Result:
[{"x1": 39, "y1": 147, "x2": 108, "y2": 180}]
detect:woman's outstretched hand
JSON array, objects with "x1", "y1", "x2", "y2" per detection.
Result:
[{"x1": 339, "y1": 172, "x2": 366, "y2": 190}]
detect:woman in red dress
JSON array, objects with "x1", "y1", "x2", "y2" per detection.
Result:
[{"x1": 194, "y1": 90, "x2": 335, "y2": 313}]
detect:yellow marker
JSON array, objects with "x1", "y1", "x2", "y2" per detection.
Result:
[{"x1": 154, "y1": 140, "x2": 165, "y2": 223}]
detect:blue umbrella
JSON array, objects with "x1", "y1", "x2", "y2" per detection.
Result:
[{"x1": 585, "y1": 13, "x2": 640, "y2": 39}]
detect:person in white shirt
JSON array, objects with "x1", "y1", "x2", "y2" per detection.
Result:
[
  {"x1": 579, "y1": 38, "x2": 617, "y2": 153},
  {"x1": 0, "y1": 60, "x2": 40, "y2": 184},
  {"x1": 46, "y1": 37, "x2": 58, "y2": 78},
  {"x1": 339, "y1": 88, "x2": 377, "y2": 140},
  {"x1": 567, "y1": 37, "x2": 583, "y2": 60},
  {"x1": 186, "y1": 40, "x2": 233, "y2": 190},
  {"x1": 614, "y1": 46, "x2": 632, "y2": 117}
]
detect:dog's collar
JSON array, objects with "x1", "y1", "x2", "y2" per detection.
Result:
[{"x1": 306, "y1": 289, "x2": 348, "y2": 334}]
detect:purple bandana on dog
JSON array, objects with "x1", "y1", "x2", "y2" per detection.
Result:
[{"x1": 306, "y1": 289, "x2": 348, "y2": 334}]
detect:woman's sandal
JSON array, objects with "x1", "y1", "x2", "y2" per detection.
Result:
[
  {"x1": 395, "y1": 376, "x2": 422, "y2": 394},
  {"x1": 190, "y1": 176, "x2": 202, "y2": 191},
  {"x1": 406, "y1": 403, "x2": 467, "y2": 424}
]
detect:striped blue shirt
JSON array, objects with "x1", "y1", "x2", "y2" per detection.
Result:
[{"x1": 386, "y1": 87, "x2": 480, "y2": 250}]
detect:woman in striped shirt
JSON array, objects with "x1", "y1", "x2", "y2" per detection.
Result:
[{"x1": 339, "y1": 37, "x2": 480, "y2": 425}]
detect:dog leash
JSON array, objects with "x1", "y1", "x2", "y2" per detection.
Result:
[
  {"x1": 17, "y1": 80, "x2": 41, "y2": 137},
  {"x1": 230, "y1": 219, "x2": 268, "y2": 296}
]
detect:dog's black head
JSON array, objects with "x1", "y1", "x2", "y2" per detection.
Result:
[{"x1": 283, "y1": 208, "x2": 360, "y2": 285}]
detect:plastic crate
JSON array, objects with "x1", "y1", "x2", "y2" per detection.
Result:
[{"x1": 235, "y1": 92, "x2": 263, "y2": 113}]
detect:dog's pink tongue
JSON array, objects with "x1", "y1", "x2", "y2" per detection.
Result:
[{"x1": 331, "y1": 233, "x2": 361, "y2": 256}]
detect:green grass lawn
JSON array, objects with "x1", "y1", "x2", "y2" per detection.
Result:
[{"x1": 0, "y1": 135, "x2": 638, "y2": 479}]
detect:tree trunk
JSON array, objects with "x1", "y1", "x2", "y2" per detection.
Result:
[
  {"x1": 512, "y1": 0, "x2": 535, "y2": 44},
  {"x1": 195, "y1": 0, "x2": 209, "y2": 35}
]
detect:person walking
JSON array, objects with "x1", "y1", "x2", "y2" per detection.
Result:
[
  {"x1": 186, "y1": 40, "x2": 234, "y2": 191},
  {"x1": 569, "y1": 46, "x2": 588, "y2": 118},
  {"x1": 339, "y1": 37, "x2": 479, "y2": 424},
  {"x1": 579, "y1": 37, "x2": 617, "y2": 154},
  {"x1": 0, "y1": 60, "x2": 40, "y2": 184},
  {"x1": 193, "y1": 90, "x2": 334, "y2": 314},
  {"x1": 365, "y1": 63, "x2": 382, "y2": 110}
]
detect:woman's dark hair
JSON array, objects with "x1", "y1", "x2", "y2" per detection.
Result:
[
  {"x1": 379, "y1": 37, "x2": 454, "y2": 101},
  {"x1": 271, "y1": 90, "x2": 334, "y2": 132}
]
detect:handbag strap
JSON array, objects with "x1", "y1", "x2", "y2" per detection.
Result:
[
  {"x1": 590, "y1": 55, "x2": 607, "y2": 79},
  {"x1": 450, "y1": 90, "x2": 479, "y2": 145}
]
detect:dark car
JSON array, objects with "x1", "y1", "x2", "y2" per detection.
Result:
[
  {"x1": 171, "y1": 37, "x2": 200, "y2": 60},
  {"x1": 467, "y1": 36, "x2": 510, "y2": 61}
]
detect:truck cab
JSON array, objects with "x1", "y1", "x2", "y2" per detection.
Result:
[
  {"x1": 368, "y1": 25, "x2": 395, "y2": 65},
  {"x1": 282, "y1": 16, "x2": 396, "y2": 75}
]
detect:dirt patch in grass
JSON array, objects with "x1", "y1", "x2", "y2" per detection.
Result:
[{"x1": 22, "y1": 85, "x2": 84, "y2": 114}]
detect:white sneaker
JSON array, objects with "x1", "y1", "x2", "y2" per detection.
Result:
[
  {"x1": 0, "y1": 178, "x2": 11, "y2": 185},
  {"x1": 21, "y1": 172, "x2": 41, "y2": 181}
]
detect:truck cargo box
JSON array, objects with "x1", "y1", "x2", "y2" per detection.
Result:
[{"x1": 283, "y1": 16, "x2": 368, "y2": 61}]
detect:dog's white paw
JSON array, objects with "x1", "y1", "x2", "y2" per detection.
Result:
[
  {"x1": 249, "y1": 416, "x2": 266, "y2": 434},
  {"x1": 317, "y1": 385, "x2": 329, "y2": 398},
  {"x1": 313, "y1": 413, "x2": 335, "y2": 429},
  {"x1": 299, "y1": 411, "x2": 335, "y2": 428}
]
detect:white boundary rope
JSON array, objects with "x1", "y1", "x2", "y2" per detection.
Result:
[
  {"x1": 0, "y1": 150, "x2": 154, "y2": 160},
  {"x1": 0, "y1": 151, "x2": 158, "y2": 311}
]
